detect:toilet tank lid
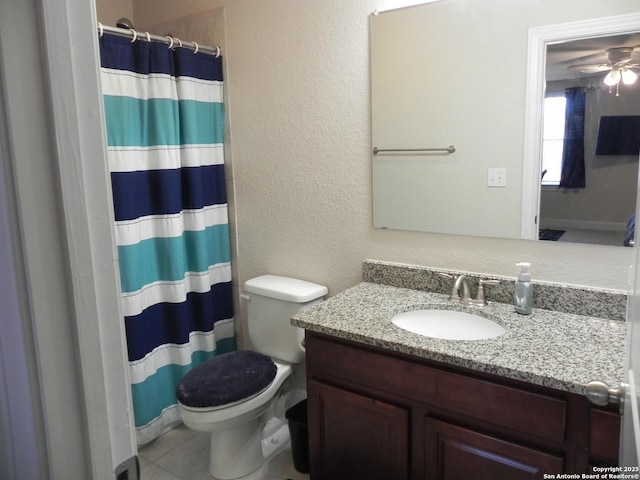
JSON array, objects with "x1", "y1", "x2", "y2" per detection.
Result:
[{"x1": 245, "y1": 275, "x2": 328, "y2": 302}]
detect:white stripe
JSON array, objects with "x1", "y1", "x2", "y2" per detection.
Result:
[
  {"x1": 177, "y1": 76, "x2": 223, "y2": 104},
  {"x1": 114, "y1": 205, "x2": 228, "y2": 246},
  {"x1": 121, "y1": 263, "x2": 232, "y2": 317},
  {"x1": 129, "y1": 319, "x2": 235, "y2": 384},
  {"x1": 101, "y1": 68, "x2": 223, "y2": 103},
  {"x1": 136, "y1": 405, "x2": 181, "y2": 446},
  {"x1": 107, "y1": 144, "x2": 223, "y2": 172}
]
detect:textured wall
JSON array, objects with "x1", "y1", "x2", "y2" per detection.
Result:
[
  {"x1": 130, "y1": 0, "x2": 635, "y2": 302},
  {"x1": 95, "y1": 0, "x2": 134, "y2": 27}
]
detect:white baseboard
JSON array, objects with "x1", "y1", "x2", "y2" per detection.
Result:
[{"x1": 540, "y1": 218, "x2": 627, "y2": 232}]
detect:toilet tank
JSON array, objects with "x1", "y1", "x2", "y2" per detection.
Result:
[{"x1": 244, "y1": 275, "x2": 328, "y2": 363}]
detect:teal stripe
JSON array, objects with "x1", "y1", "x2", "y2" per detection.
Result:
[
  {"x1": 104, "y1": 96, "x2": 224, "y2": 147},
  {"x1": 179, "y1": 100, "x2": 224, "y2": 146},
  {"x1": 131, "y1": 337, "x2": 236, "y2": 428},
  {"x1": 104, "y1": 96, "x2": 179, "y2": 146},
  {"x1": 118, "y1": 224, "x2": 231, "y2": 293}
]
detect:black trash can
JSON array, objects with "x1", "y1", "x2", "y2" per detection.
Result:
[{"x1": 285, "y1": 399, "x2": 309, "y2": 473}]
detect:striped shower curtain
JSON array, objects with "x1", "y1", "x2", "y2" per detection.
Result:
[{"x1": 99, "y1": 33, "x2": 235, "y2": 445}]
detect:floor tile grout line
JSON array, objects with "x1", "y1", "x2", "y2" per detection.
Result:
[{"x1": 138, "y1": 423, "x2": 199, "y2": 464}]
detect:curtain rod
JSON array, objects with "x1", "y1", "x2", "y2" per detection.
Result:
[{"x1": 97, "y1": 23, "x2": 221, "y2": 57}]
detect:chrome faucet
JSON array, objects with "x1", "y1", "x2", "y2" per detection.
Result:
[
  {"x1": 451, "y1": 274, "x2": 471, "y2": 303},
  {"x1": 439, "y1": 273, "x2": 499, "y2": 306}
]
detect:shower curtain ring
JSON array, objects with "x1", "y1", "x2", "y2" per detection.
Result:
[
  {"x1": 129, "y1": 29, "x2": 137, "y2": 43},
  {"x1": 97, "y1": 22, "x2": 104, "y2": 38},
  {"x1": 176, "y1": 38, "x2": 183, "y2": 48},
  {"x1": 165, "y1": 36, "x2": 174, "y2": 49},
  {"x1": 193, "y1": 42, "x2": 199, "y2": 54},
  {"x1": 215, "y1": 46, "x2": 221, "y2": 58},
  {"x1": 145, "y1": 32, "x2": 151, "y2": 42}
]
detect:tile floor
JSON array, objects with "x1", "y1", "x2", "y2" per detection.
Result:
[{"x1": 138, "y1": 423, "x2": 310, "y2": 480}]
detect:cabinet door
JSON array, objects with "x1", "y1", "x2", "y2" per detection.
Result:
[
  {"x1": 589, "y1": 408, "x2": 621, "y2": 465},
  {"x1": 307, "y1": 380, "x2": 409, "y2": 480},
  {"x1": 425, "y1": 418, "x2": 564, "y2": 480}
]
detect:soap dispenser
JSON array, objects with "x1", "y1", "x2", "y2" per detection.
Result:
[{"x1": 514, "y1": 262, "x2": 533, "y2": 315}]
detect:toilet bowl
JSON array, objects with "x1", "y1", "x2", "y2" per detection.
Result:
[
  {"x1": 176, "y1": 275, "x2": 328, "y2": 479},
  {"x1": 179, "y1": 358, "x2": 293, "y2": 479}
]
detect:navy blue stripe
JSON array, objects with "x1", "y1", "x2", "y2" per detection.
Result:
[
  {"x1": 100, "y1": 34, "x2": 171, "y2": 75},
  {"x1": 111, "y1": 165, "x2": 227, "y2": 221},
  {"x1": 100, "y1": 33, "x2": 222, "y2": 82},
  {"x1": 99, "y1": 33, "x2": 223, "y2": 82},
  {"x1": 173, "y1": 47, "x2": 223, "y2": 81},
  {"x1": 125, "y1": 282, "x2": 233, "y2": 362}
]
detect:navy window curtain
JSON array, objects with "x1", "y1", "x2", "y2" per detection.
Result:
[
  {"x1": 559, "y1": 87, "x2": 586, "y2": 189},
  {"x1": 99, "y1": 33, "x2": 235, "y2": 445}
]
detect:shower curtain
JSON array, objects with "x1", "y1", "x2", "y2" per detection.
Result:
[{"x1": 99, "y1": 33, "x2": 235, "y2": 445}]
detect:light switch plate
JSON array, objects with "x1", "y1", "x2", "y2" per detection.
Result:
[{"x1": 488, "y1": 168, "x2": 507, "y2": 187}]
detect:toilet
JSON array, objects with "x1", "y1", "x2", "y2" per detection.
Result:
[{"x1": 176, "y1": 275, "x2": 327, "y2": 480}]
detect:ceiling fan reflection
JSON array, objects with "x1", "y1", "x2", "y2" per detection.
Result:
[{"x1": 568, "y1": 47, "x2": 640, "y2": 94}]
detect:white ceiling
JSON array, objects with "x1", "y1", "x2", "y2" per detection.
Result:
[{"x1": 546, "y1": 32, "x2": 640, "y2": 82}]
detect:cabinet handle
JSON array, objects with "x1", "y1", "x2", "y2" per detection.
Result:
[{"x1": 585, "y1": 381, "x2": 625, "y2": 413}]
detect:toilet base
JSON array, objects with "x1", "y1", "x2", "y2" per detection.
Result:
[
  {"x1": 261, "y1": 419, "x2": 290, "y2": 464},
  {"x1": 208, "y1": 418, "x2": 290, "y2": 479}
]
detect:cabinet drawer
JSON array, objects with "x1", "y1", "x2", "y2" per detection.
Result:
[
  {"x1": 589, "y1": 408, "x2": 620, "y2": 463},
  {"x1": 306, "y1": 333, "x2": 567, "y2": 444}
]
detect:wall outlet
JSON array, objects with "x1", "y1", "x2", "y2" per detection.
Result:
[{"x1": 487, "y1": 168, "x2": 507, "y2": 187}]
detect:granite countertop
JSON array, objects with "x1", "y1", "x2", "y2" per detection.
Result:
[{"x1": 292, "y1": 282, "x2": 627, "y2": 396}]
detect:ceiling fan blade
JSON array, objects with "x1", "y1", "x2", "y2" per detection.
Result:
[
  {"x1": 613, "y1": 58, "x2": 635, "y2": 68},
  {"x1": 567, "y1": 63, "x2": 611, "y2": 73}
]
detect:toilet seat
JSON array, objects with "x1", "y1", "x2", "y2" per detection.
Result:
[{"x1": 176, "y1": 350, "x2": 277, "y2": 409}]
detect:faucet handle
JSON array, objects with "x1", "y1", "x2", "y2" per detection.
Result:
[
  {"x1": 437, "y1": 272, "x2": 456, "y2": 298},
  {"x1": 437, "y1": 272, "x2": 454, "y2": 280},
  {"x1": 469, "y1": 279, "x2": 500, "y2": 306}
]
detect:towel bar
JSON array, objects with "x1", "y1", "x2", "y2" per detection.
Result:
[{"x1": 373, "y1": 145, "x2": 456, "y2": 155}]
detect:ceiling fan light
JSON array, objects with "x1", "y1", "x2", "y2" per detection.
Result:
[
  {"x1": 604, "y1": 69, "x2": 621, "y2": 86},
  {"x1": 621, "y1": 68, "x2": 638, "y2": 85}
]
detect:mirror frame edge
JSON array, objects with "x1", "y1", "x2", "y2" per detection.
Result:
[{"x1": 522, "y1": 12, "x2": 640, "y2": 241}]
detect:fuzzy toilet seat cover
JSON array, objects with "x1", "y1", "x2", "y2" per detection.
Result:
[{"x1": 176, "y1": 350, "x2": 277, "y2": 408}]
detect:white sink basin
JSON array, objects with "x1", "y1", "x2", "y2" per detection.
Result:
[{"x1": 391, "y1": 308, "x2": 506, "y2": 341}]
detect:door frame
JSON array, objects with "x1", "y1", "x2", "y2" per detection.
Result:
[
  {"x1": 0, "y1": 0, "x2": 136, "y2": 477},
  {"x1": 39, "y1": 0, "x2": 138, "y2": 475}
]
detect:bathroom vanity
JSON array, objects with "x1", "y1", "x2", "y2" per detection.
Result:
[{"x1": 292, "y1": 261, "x2": 626, "y2": 480}]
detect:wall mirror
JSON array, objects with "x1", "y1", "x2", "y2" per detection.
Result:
[{"x1": 371, "y1": 0, "x2": 640, "y2": 246}]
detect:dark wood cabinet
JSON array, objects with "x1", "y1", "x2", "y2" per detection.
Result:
[
  {"x1": 305, "y1": 332, "x2": 620, "y2": 480},
  {"x1": 307, "y1": 380, "x2": 409, "y2": 480},
  {"x1": 424, "y1": 418, "x2": 563, "y2": 480},
  {"x1": 589, "y1": 408, "x2": 621, "y2": 465}
]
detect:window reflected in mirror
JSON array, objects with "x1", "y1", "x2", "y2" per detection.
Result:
[{"x1": 541, "y1": 96, "x2": 567, "y2": 187}]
